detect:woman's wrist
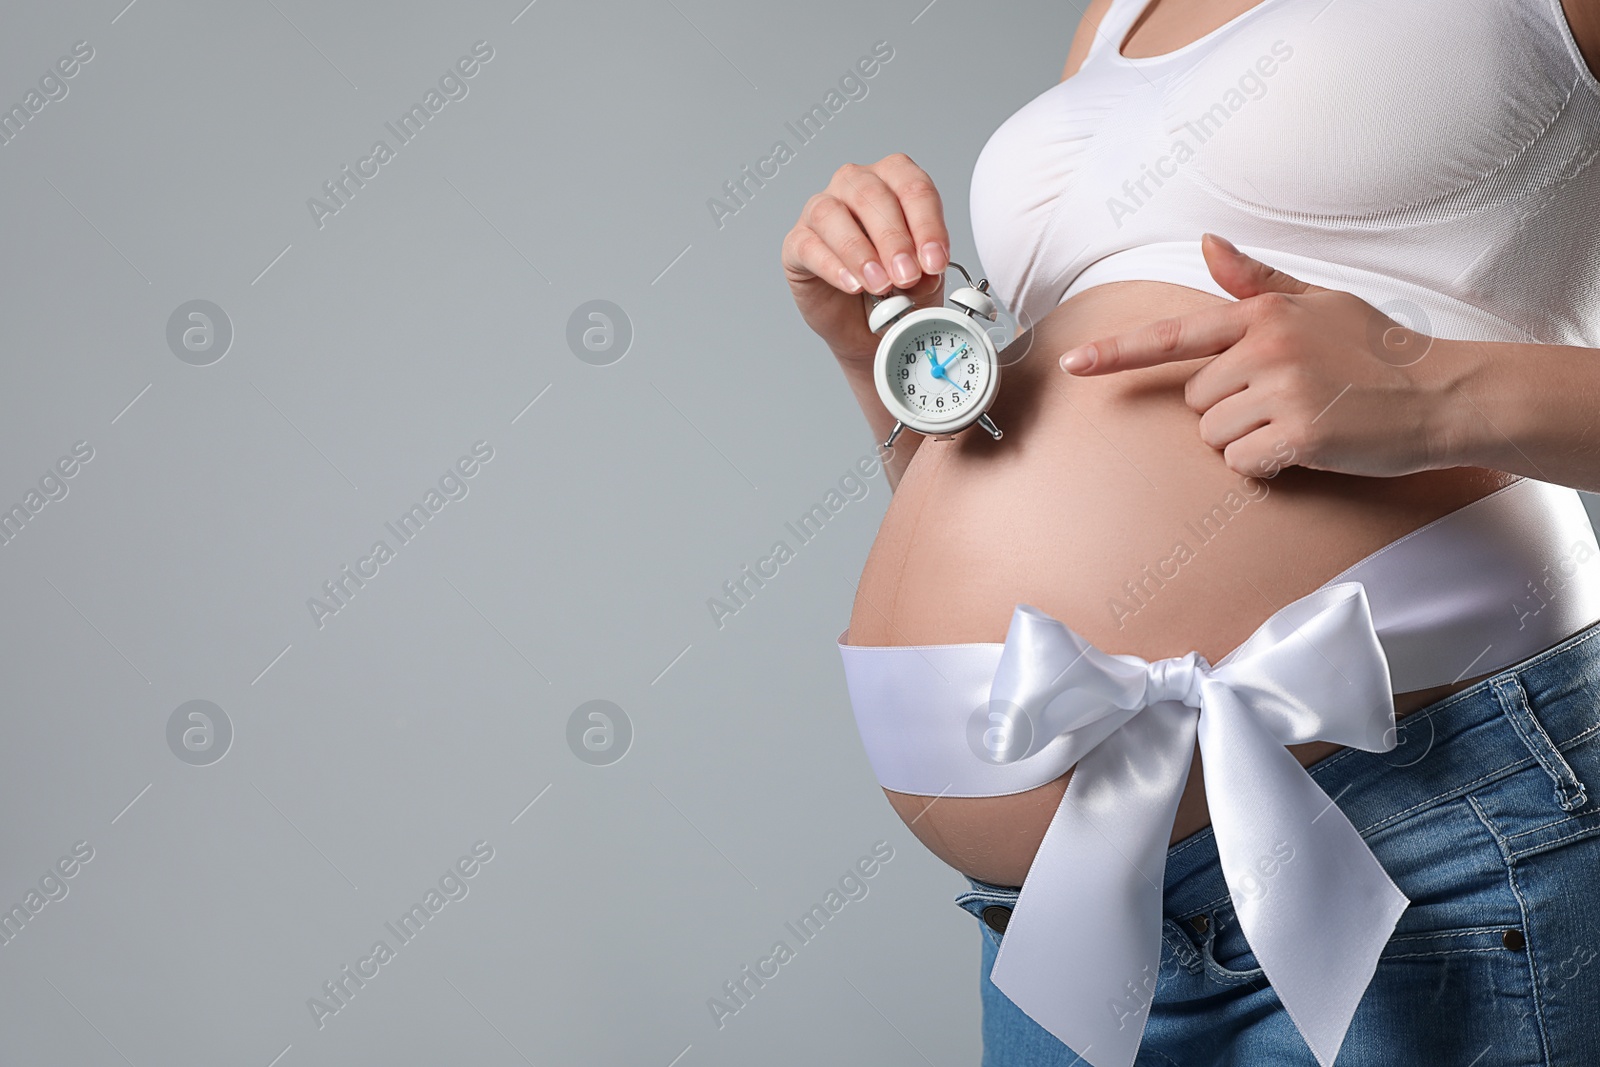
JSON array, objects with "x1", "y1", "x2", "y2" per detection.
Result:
[
  {"x1": 1424, "y1": 336, "x2": 1546, "y2": 474},
  {"x1": 830, "y1": 339, "x2": 878, "y2": 367},
  {"x1": 1411, "y1": 337, "x2": 1491, "y2": 470}
]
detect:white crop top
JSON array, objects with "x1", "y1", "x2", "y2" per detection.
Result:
[{"x1": 969, "y1": 0, "x2": 1600, "y2": 347}]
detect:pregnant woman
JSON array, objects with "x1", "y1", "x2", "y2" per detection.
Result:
[{"x1": 783, "y1": 0, "x2": 1600, "y2": 1064}]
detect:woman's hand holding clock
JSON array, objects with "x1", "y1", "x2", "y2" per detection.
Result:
[{"x1": 782, "y1": 153, "x2": 953, "y2": 364}]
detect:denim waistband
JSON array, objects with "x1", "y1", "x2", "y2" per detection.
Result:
[{"x1": 1158, "y1": 616, "x2": 1600, "y2": 923}]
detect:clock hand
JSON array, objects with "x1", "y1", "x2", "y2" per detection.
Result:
[
  {"x1": 940, "y1": 346, "x2": 970, "y2": 392},
  {"x1": 923, "y1": 347, "x2": 967, "y2": 393}
]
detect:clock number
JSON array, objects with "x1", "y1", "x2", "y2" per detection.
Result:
[
  {"x1": 907, "y1": 383, "x2": 916, "y2": 396},
  {"x1": 935, "y1": 396, "x2": 945, "y2": 408},
  {"x1": 931, "y1": 334, "x2": 943, "y2": 346},
  {"x1": 968, "y1": 362, "x2": 978, "y2": 373}
]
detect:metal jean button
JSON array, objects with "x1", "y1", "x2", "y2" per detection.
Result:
[{"x1": 981, "y1": 905, "x2": 1012, "y2": 934}]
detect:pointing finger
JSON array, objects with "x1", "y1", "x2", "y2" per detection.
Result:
[{"x1": 1059, "y1": 302, "x2": 1253, "y2": 375}]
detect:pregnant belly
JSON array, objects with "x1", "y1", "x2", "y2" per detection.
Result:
[{"x1": 848, "y1": 280, "x2": 1514, "y2": 888}]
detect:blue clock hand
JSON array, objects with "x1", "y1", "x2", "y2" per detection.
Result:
[{"x1": 933, "y1": 345, "x2": 970, "y2": 393}]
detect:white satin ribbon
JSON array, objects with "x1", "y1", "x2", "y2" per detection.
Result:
[
  {"x1": 838, "y1": 479, "x2": 1600, "y2": 1067},
  {"x1": 984, "y1": 582, "x2": 1404, "y2": 1067}
]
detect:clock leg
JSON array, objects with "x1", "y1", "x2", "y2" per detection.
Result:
[
  {"x1": 978, "y1": 413, "x2": 1003, "y2": 440},
  {"x1": 883, "y1": 421, "x2": 904, "y2": 450}
]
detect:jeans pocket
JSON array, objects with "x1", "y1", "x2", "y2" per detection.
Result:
[
  {"x1": 1183, "y1": 901, "x2": 1266, "y2": 984},
  {"x1": 955, "y1": 877, "x2": 1021, "y2": 951}
]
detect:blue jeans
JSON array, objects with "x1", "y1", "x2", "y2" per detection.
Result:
[{"x1": 955, "y1": 618, "x2": 1600, "y2": 1066}]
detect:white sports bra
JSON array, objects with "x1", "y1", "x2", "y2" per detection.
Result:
[{"x1": 969, "y1": 0, "x2": 1600, "y2": 346}]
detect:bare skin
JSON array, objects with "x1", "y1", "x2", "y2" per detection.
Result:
[
  {"x1": 853, "y1": 281, "x2": 1510, "y2": 887},
  {"x1": 788, "y1": 0, "x2": 1600, "y2": 889}
]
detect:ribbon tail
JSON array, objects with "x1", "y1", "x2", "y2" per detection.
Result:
[
  {"x1": 989, "y1": 702, "x2": 1198, "y2": 1067},
  {"x1": 1198, "y1": 687, "x2": 1409, "y2": 1067}
]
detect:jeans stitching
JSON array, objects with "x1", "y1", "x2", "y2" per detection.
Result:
[
  {"x1": 1306, "y1": 623, "x2": 1600, "y2": 784},
  {"x1": 1199, "y1": 943, "x2": 1265, "y2": 985},
  {"x1": 1330, "y1": 721, "x2": 1587, "y2": 840},
  {"x1": 1195, "y1": 919, "x2": 1266, "y2": 985},
  {"x1": 1504, "y1": 852, "x2": 1554, "y2": 1067},
  {"x1": 1494, "y1": 675, "x2": 1590, "y2": 811},
  {"x1": 1167, "y1": 828, "x2": 1216, "y2": 861},
  {"x1": 1474, "y1": 792, "x2": 1554, "y2": 1067},
  {"x1": 1161, "y1": 921, "x2": 1203, "y2": 973},
  {"x1": 1139, "y1": 1049, "x2": 1184, "y2": 1067},
  {"x1": 1360, "y1": 717, "x2": 1600, "y2": 837},
  {"x1": 1389, "y1": 927, "x2": 1511, "y2": 943},
  {"x1": 1164, "y1": 696, "x2": 1596, "y2": 869},
  {"x1": 1502, "y1": 821, "x2": 1600, "y2": 856},
  {"x1": 1467, "y1": 793, "x2": 1514, "y2": 863},
  {"x1": 1500, "y1": 807, "x2": 1600, "y2": 841},
  {"x1": 1357, "y1": 754, "x2": 1533, "y2": 836}
]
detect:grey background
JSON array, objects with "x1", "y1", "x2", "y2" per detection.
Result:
[{"x1": 0, "y1": 1, "x2": 1096, "y2": 1065}]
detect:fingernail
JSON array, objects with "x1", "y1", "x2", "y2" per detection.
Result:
[
  {"x1": 838, "y1": 268, "x2": 863, "y2": 293},
  {"x1": 1206, "y1": 232, "x2": 1239, "y2": 254},
  {"x1": 892, "y1": 253, "x2": 919, "y2": 287},
  {"x1": 861, "y1": 260, "x2": 890, "y2": 292},
  {"x1": 1060, "y1": 345, "x2": 1095, "y2": 372},
  {"x1": 920, "y1": 241, "x2": 948, "y2": 273}
]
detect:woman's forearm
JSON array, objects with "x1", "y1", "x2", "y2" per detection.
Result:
[
  {"x1": 1434, "y1": 337, "x2": 1600, "y2": 492},
  {"x1": 836, "y1": 352, "x2": 925, "y2": 490}
]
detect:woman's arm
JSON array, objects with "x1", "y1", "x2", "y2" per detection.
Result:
[
  {"x1": 1433, "y1": 336, "x2": 1600, "y2": 493},
  {"x1": 1061, "y1": 0, "x2": 1116, "y2": 80},
  {"x1": 782, "y1": 155, "x2": 953, "y2": 491},
  {"x1": 1564, "y1": 0, "x2": 1600, "y2": 77},
  {"x1": 1059, "y1": 235, "x2": 1600, "y2": 493},
  {"x1": 817, "y1": 0, "x2": 1115, "y2": 488}
]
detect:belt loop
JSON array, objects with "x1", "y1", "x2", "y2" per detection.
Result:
[{"x1": 1492, "y1": 674, "x2": 1590, "y2": 812}]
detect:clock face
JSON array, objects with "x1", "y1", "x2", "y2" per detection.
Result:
[{"x1": 885, "y1": 320, "x2": 991, "y2": 426}]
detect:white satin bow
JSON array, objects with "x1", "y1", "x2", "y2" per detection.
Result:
[{"x1": 984, "y1": 581, "x2": 1408, "y2": 1067}]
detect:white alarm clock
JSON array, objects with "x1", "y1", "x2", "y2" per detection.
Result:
[{"x1": 868, "y1": 262, "x2": 1003, "y2": 448}]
